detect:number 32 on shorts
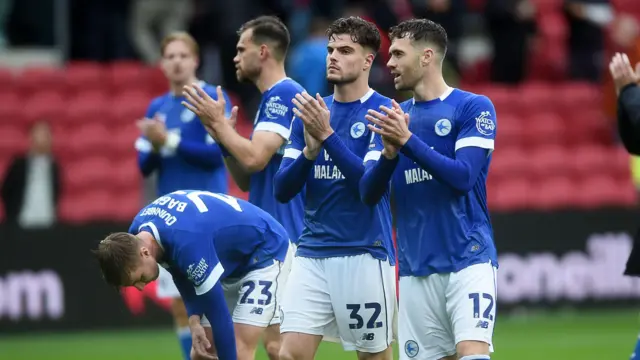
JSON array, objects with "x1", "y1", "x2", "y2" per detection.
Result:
[{"x1": 346, "y1": 302, "x2": 383, "y2": 329}]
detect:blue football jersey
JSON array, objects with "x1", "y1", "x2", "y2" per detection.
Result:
[
  {"x1": 128, "y1": 190, "x2": 290, "y2": 295},
  {"x1": 282, "y1": 89, "x2": 395, "y2": 261},
  {"x1": 369, "y1": 88, "x2": 497, "y2": 277},
  {"x1": 135, "y1": 81, "x2": 230, "y2": 196},
  {"x1": 249, "y1": 77, "x2": 305, "y2": 243}
]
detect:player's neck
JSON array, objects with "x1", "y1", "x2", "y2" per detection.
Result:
[
  {"x1": 413, "y1": 73, "x2": 449, "y2": 102},
  {"x1": 333, "y1": 77, "x2": 371, "y2": 103},
  {"x1": 138, "y1": 231, "x2": 164, "y2": 260},
  {"x1": 169, "y1": 76, "x2": 198, "y2": 96},
  {"x1": 255, "y1": 64, "x2": 287, "y2": 93}
]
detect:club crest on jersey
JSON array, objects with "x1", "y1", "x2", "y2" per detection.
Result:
[
  {"x1": 404, "y1": 340, "x2": 419, "y2": 358},
  {"x1": 350, "y1": 122, "x2": 366, "y2": 138},
  {"x1": 181, "y1": 108, "x2": 196, "y2": 122},
  {"x1": 475, "y1": 111, "x2": 495, "y2": 136},
  {"x1": 434, "y1": 119, "x2": 452, "y2": 136},
  {"x1": 265, "y1": 95, "x2": 288, "y2": 120}
]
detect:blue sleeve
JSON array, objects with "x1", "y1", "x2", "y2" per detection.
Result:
[
  {"x1": 172, "y1": 230, "x2": 236, "y2": 360},
  {"x1": 254, "y1": 84, "x2": 299, "y2": 141},
  {"x1": 322, "y1": 133, "x2": 365, "y2": 191},
  {"x1": 172, "y1": 87, "x2": 229, "y2": 169},
  {"x1": 359, "y1": 133, "x2": 397, "y2": 206},
  {"x1": 135, "y1": 99, "x2": 162, "y2": 176},
  {"x1": 274, "y1": 117, "x2": 314, "y2": 203},
  {"x1": 399, "y1": 95, "x2": 495, "y2": 193}
]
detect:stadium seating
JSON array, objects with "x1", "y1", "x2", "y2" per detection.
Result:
[{"x1": 0, "y1": 58, "x2": 635, "y2": 223}]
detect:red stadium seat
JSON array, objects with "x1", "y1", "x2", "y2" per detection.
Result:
[
  {"x1": 18, "y1": 67, "x2": 65, "y2": 95},
  {"x1": 65, "y1": 123, "x2": 112, "y2": 157},
  {"x1": 64, "y1": 91, "x2": 111, "y2": 126},
  {"x1": 111, "y1": 91, "x2": 153, "y2": 123},
  {"x1": 110, "y1": 158, "x2": 141, "y2": 191},
  {"x1": 574, "y1": 175, "x2": 626, "y2": 208},
  {"x1": 489, "y1": 147, "x2": 529, "y2": 181},
  {"x1": 609, "y1": 147, "x2": 632, "y2": 179},
  {"x1": 107, "y1": 61, "x2": 152, "y2": 93},
  {"x1": 22, "y1": 91, "x2": 67, "y2": 124},
  {"x1": 109, "y1": 189, "x2": 143, "y2": 221},
  {"x1": 523, "y1": 112, "x2": 566, "y2": 146},
  {"x1": 530, "y1": 145, "x2": 570, "y2": 178},
  {"x1": 0, "y1": 68, "x2": 15, "y2": 96},
  {"x1": 571, "y1": 144, "x2": 610, "y2": 177},
  {"x1": 112, "y1": 122, "x2": 139, "y2": 157},
  {"x1": 64, "y1": 62, "x2": 106, "y2": 95},
  {"x1": 0, "y1": 126, "x2": 28, "y2": 155},
  {"x1": 62, "y1": 156, "x2": 113, "y2": 192},
  {"x1": 0, "y1": 93, "x2": 26, "y2": 127},
  {"x1": 492, "y1": 178, "x2": 533, "y2": 210},
  {"x1": 494, "y1": 113, "x2": 523, "y2": 147},
  {"x1": 519, "y1": 82, "x2": 558, "y2": 114},
  {"x1": 530, "y1": 176, "x2": 576, "y2": 210},
  {"x1": 59, "y1": 190, "x2": 113, "y2": 223}
]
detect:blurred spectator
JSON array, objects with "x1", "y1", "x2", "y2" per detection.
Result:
[
  {"x1": 1, "y1": 121, "x2": 60, "y2": 229},
  {"x1": 485, "y1": 0, "x2": 536, "y2": 84},
  {"x1": 288, "y1": 17, "x2": 330, "y2": 97},
  {"x1": 410, "y1": 0, "x2": 466, "y2": 73},
  {"x1": 130, "y1": 0, "x2": 193, "y2": 64},
  {"x1": 564, "y1": 0, "x2": 613, "y2": 82},
  {"x1": 0, "y1": 0, "x2": 12, "y2": 47}
]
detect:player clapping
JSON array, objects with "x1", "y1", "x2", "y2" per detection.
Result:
[{"x1": 361, "y1": 19, "x2": 498, "y2": 360}]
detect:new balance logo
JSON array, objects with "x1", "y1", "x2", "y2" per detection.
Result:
[
  {"x1": 475, "y1": 320, "x2": 489, "y2": 329},
  {"x1": 361, "y1": 333, "x2": 375, "y2": 341},
  {"x1": 250, "y1": 307, "x2": 263, "y2": 315}
]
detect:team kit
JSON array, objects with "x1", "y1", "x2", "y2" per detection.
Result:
[{"x1": 94, "y1": 14, "x2": 497, "y2": 360}]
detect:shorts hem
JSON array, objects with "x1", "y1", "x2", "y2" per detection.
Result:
[
  {"x1": 346, "y1": 344, "x2": 392, "y2": 353},
  {"x1": 455, "y1": 334, "x2": 492, "y2": 346},
  {"x1": 232, "y1": 319, "x2": 270, "y2": 328},
  {"x1": 280, "y1": 327, "x2": 324, "y2": 336}
]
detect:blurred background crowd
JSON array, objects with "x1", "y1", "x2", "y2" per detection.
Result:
[{"x1": 1, "y1": 0, "x2": 640, "y2": 227}]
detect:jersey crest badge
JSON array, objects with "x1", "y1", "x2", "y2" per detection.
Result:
[
  {"x1": 434, "y1": 119, "x2": 452, "y2": 136},
  {"x1": 350, "y1": 122, "x2": 366, "y2": 139}
]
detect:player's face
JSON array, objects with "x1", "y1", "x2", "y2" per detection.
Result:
[
  {"x1": 161, "y1": 40, "x2": 198, "y2": 84},
  {"x1": 387, "y1": 37, "x2": 424, "y2": 91},
  {"x1": 127, "y1": 251, "x2": 160, "y2": 291},
  {"x1": 234, "y1": 29, "x2": 262, "y2": 83},
  {"x1": 326, "y1": 34, "x2": 372, "y2": 85}
]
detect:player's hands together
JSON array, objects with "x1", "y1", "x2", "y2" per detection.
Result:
[
  {"x1": 292, "y1": 92, "x2": 334, "y2": 142},
  {"x1": 182, "y1": 84, "x2": 239, "y2": 136},
  {"x1": 137, "y1": 115, "x2": 167, "y2": 149},
  {"x1": 365, "y1": 100, "x2": 411, "y2": 157},
  {"x1": 609, "y1": 52, "x2": 640, "y2": 95},
  {"x1": 303, "y1": 126, "x2": 322, "y2": 160}
]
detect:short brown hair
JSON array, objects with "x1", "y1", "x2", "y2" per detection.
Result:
[
  {"x1": 326, "y1": 17, "x2": 381, "y2": 53},
  {"x1": 238, "y1": 16, "x2": 290, "y2": 61},
  {"x1": 91, "y1": 232, "x2": 139, "y2": 287},
  {"x1": 160, "y1": 31, "x2": 200, "y2": 57},
  {"x1": 389, "y1": 19, "x2": 448, "y2": 56}
]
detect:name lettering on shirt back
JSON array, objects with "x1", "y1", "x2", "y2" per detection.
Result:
[{"x1": 314, "y1": 150, "x2": 345, "y2": 180}]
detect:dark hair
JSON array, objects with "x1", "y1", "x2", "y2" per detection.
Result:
[
  {"x1": 389, "y1": 19, "x2": 448, "y2": 55},
  {"x1": 91, "y1": 232, "x2": 139, "y2": 287},
  {"x1": 238, "y1": 15, "x2": 290, "y2": 60},
  {"x1": 326, "y1": 16, "x2": 381, "y2": 53}
]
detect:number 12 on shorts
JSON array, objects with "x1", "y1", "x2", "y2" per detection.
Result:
[
  {"x1": 468, "y1": 292, "x2": 494, "y2": 321},
  {"x1": 346, "y1": 302, "x2": 383, "y2": 329}
]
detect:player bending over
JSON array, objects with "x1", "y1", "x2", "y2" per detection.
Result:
[
  {"x1": 361, "y1": 19, "x2": 498, "y2": 360},
  {"x1": 134, "y1": 31, "x2": 232, "y2": 360},
  {"x1": 92, "y1": 190, "x2": 291, "y2": 360},
  {"x1": 273, "y1": 16, "x2": 396, "y2": 360},
  {"x1": 182, "y1": 18, "x2": 305, "y2": 358}
]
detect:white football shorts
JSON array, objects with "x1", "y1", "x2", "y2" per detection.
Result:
[
  {"x1": 399, "y1": 261, "x2": 498, "y2": 360},
  {"x1": 280, "y1": 253, "x2": 397, "y2": 353},
  {"x1": 201, "y1": 260, "x2": 286, "y2": 328},
  {"x1": 156, "y1": 265, "x2": 181, "y2": 299}
]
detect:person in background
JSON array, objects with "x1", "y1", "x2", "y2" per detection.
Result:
[
  {"x1": 289, "y1": 17, "x2": 331, "y2": 97},
  {"x1": 1, "y1": 121, "x2": 60, "y2": 229},
  {"x1": 134, "y1": 31, "x2": 231, "y2": 360}
]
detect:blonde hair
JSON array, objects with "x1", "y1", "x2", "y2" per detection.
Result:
[{"x1": 160, "y1": 31, "x2": 200, "y2": 57}]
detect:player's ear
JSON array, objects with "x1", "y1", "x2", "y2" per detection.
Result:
[
  {"x1": 363, "y1": 53, "x2": 375, "y2": 71},
  {"x1": 421, "y1": 48, "x2": 434, "y2": 67},
  {"x1": 259, "y1": 44, "x2": 269, "y2": 60}
]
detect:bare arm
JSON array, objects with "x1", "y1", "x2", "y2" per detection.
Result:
[
  {"x1": 223, "y1": 156, "x2": 251, "y2": 192},
  {"x1": 215, "y1": 124, "x2": 285, "y2": 173}
]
